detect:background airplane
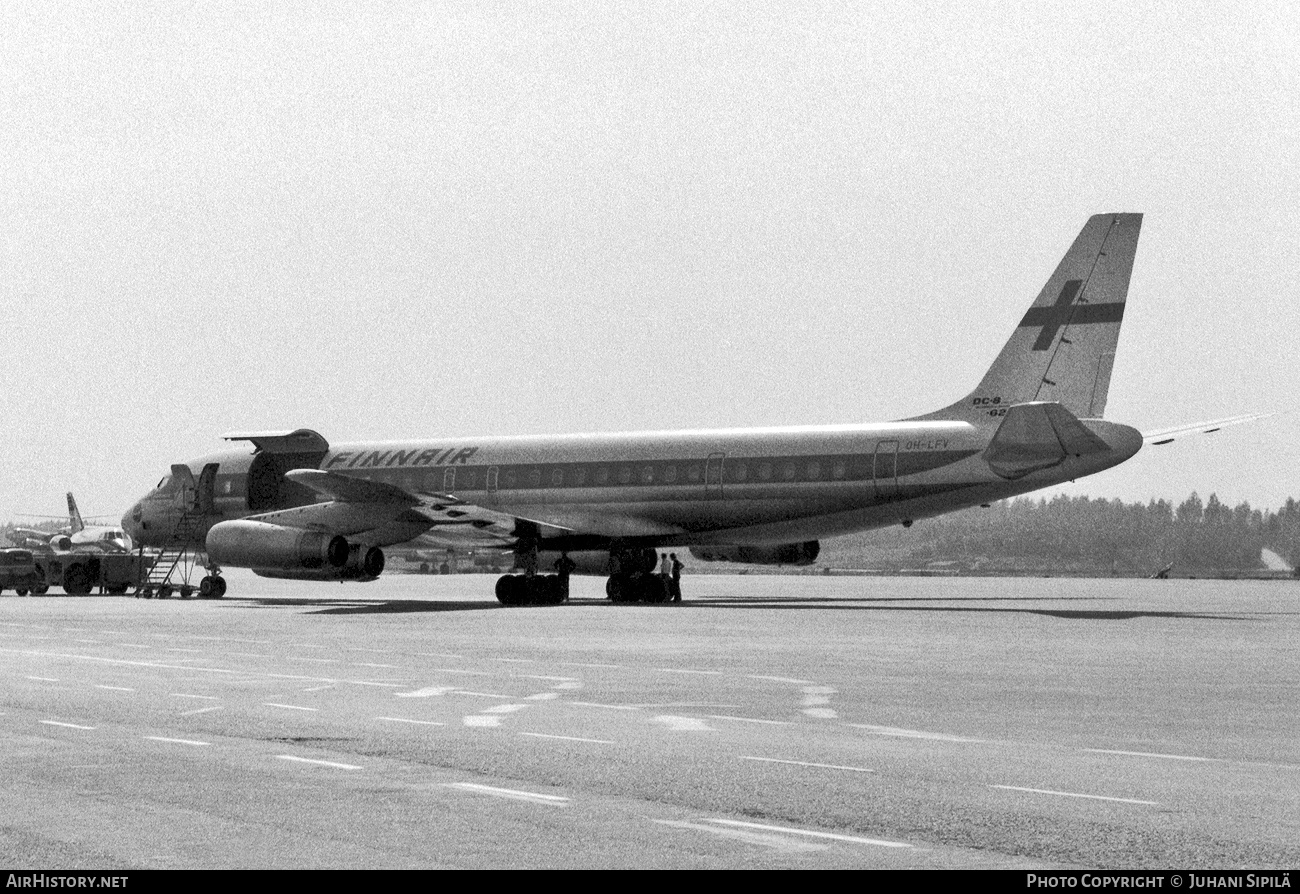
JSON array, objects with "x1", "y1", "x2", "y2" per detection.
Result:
[
  {"x1": 121, "y1": 213, "x2": 1258, "y2": 603},
  {"x1": 10, "y1": 493, "x2": 132, "y2": 553}
]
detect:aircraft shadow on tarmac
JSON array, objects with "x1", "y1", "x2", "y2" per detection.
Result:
[{"x1": 230, "y1": 595, "x2": 1268, "y2": 622}]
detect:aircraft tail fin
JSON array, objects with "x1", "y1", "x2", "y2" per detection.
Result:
[
  {"x1": 66, "y1": 493, "x2": 85, "y2": 534},
  {"x1": 913, "y1": 213, "x2": 1142, "y2": 425}
]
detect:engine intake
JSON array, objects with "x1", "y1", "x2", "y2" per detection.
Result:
[{"x1": 690, "y1": 541, "x2": 820, "y2": 566}]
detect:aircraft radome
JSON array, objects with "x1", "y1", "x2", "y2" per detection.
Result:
[{"x1": 121, "y1": 213, "x2": 1258, "y2": 603}]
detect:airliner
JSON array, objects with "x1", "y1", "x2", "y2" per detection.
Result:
[
  {"x1": 11, "y1": 493, "x2": 132, "y2": 553},
  {"x1": 120, "y1": 213, "x2": 1257, "y2": 602}
]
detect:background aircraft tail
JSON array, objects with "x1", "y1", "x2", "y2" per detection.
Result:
[
  {"x1": 913, "y1": 213, "x2": 1142, "y2": 425},
  {"x1": 66, "y1": 492, "x2": 85, "y2": 534}
]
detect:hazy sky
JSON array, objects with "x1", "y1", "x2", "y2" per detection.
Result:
[{"x1": 2, "y1": 1, "x2": 1296, "y2": 524}]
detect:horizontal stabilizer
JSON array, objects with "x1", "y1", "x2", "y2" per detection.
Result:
[
  {"x1": 1142, "y1": 412, "x2": 1272, "y2": 446},
  {"x1": 983, "y1": 402, "x2": 1111, "y2": 479}
]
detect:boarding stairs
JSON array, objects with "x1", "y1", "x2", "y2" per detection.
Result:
[{"x1": 135, "y1": 512, "x2": 204, "y2": 599}]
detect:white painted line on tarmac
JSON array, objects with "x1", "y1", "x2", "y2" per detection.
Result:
[
  {"x1": 264, "y1": 703, "x2": 318, "y2": 712},
  {"x1": 165, "y1": 648, "x2": 204, "y2": 654},
  {"x1": 741, "y1": 756, "x2": 874, "y2": 773},
  {"x1": 179, "y1": 706, "x2": 222, "y2": 717},
  {"x1": 653, "y1": 715, "x2": 714, "y2": 732},
  {"x1": 429, "y1": 668, "x2": 490, "y2": 676},
  {"x1": 26, "y1": 676, "x2": 58, "y2": 682},
  {"x1": 568, "y1": 701, "x2": 641, "y2": 711},
  {"x1": 454, "y1": 690, "x2": 515, "y2": 699},
  {"x1": 40, "y1": 720, "x2": 96, "y2": 730},
  {"x1": 706, "y1": 819, "x2": 913, "y2": 849},
  {"x1": 443, "y1": 782, "x2": 568, "y2": 806},
  {"x1": 1084, "y1": 748, "x2": 1213, "y2": 762},
  {"x1": 653, "y1": 819, "x2": 828, "y2": 852},
  {"x1": 396, "y1": 686, "x2": 457, "y2": 698},
  {"x1": 119, "y1": 644, "x2": 152, "y2": 649},
  {"x1": 348, "y1": 647, "x2": 393, "y2": 655},
  {"x1": 353, "y1": 662, "x2": 399, "y2": 669},
  {"x1": 991, "y1": 785, "x2": 1158, "y2": 806},
  {"x1": 348, "y1": 681, "x2": 403, "y2": 688},
  {"x1": 708, "y1": 715, "x2": 793, "y2": 726},
  {"x1": 302, "y1": 685, "x2": 334, "y2": 692},
  {"x1": 493, "y1": 658, "x2": 535, "y2": 664},
  {"x1": 172, "y1": 693, "x2": 219, "y2": 700},
  {"x1": 145, "y1": 736, "x2": 210, "y2": 747},
  {"x1": 377, "y1": 717, "x2": 445, "y2": 727},
  {"x1": 559, "y1": 661, "x2": 622, "y2": 669},
  {"x1": 286, "y1": 657, "x2": 338, "y2": 664},
  {"x1": 95, "y1": 685, "x2": 134, "y2": 692},
  {"x1": 481, "y1": 704, "x2": 528, "y2": 714},
  {"x1": 277, "y1": 755, "x2": 362, "y2": 770},
  {"x1": 851, "y1": 724, "x2": 984, "y2": 743},
  {"x1": 748, "y1": 675, "x2": 816, "y2": 685},
  {"x1": 519, "y1": 732, "x2": 616, "y2": 745},
  {"x1": 525, "y1": 692, "x2": 559, "y2": 701},
  {"x1": 518, "y1": 674, "x2": 580, "y2": 682},
  {"x1": 229, "y1": 653, "x2": 273, "y2": 659},
  {"x1": 72, "y1": 639, "x2": 102, "y2": 645},
  {"x1": 658, "y1": 668, "x2": 723, "y2": 676}
]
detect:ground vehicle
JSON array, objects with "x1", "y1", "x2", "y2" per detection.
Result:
[
  {"x1": 0, "y1": 549, "x2": 43, "y2": 595},
  {"x1": 33, "y1": 551, "x2": 149, "y2": 595}
]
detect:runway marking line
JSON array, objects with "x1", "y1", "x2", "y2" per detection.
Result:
[
  {"x1": 377, "y1": 717, "x2": 445, "y2": 727},
  {"x1": 712, "y1": 712, "x2": 790, "y2": 727},
  {"x1": 568, "y1": 701, "x2": 640, "y2": 711},
  {"x1": 39, "y1": 720, "x2": 96, "y2": 731},
  {"x1": 520, "y1": 732, "x2": 616, "y2": 745},
  {"x1": 991, "y1": 785, "x2": 1158, "y2": 806},
  {"x1": 658, "y1": 668, "x2": 723, "y2": 676},
  {"x1": 706, "y1": 819, "x2": 912, "y2": 849},
  {"x1": 26, "y1": 676, "x2": 58, "y2": 682},
  {"x1": 264, "y1": 703, "x2": 318, "y2": 712},
  {"x1": 741, "y1": 755, "x2": 874, "y2": 773},
  {"x1": 348, "y1": 681, "x2": 403, "y2": 688},
  {"x1": 277, "y1": 755, "x2": 362, "y2": 770},
  {"x1": 443, "y1": 782, "x2": 568, "y2": 806},
  {"x1": 454, "y1": 690, "x2": 514, "y2": 699},
  {"x1": 145, "y1": 736, "x2": 209, "y2": 747},
  {"x1": 851, "y1": 724, "x2": 984, "y2": 743},
  {"x1": 352, "y1": 663, "x2": 399, "y2": 669},
  {"x1": 179, "y1": 706, "x2": 222, "y2": 717},
  {"x1": 1084, "y1": 748, "x2": 1213, "y2": 762},
  {"x1": 171, "y1": 694, "x2": 219, "y2": 700},
  {"x1": 302, "y1": 685, "x2": 334, "y2": 692},
  {"x1": 95, "y1": 685, "x2": 134, "y2": 692},
  {"x1": 518, "y1": 674, "x2": 580, "y2": 682},
  {"x1": 558, "y1": 661, "x2": 622, "y2": 669},
  {"x1": 653, "y1": 819, "x2": 828, "y2": 853},
  {"x1": 748, "y1": 675, "x2": 816, "y2": 685},
  {"x1": 493, "y1": 658, "x2": 535, "y2": 664}
]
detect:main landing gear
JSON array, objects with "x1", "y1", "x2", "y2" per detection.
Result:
[
  {"x1": 494, "y1": 574, "x2": 566, "y2": 606},
  {"x1": 495, "y1": 539, "x2": 567, "y2": 607},
  {"x1": 604, "y1": 547, "x2": 668, "y2": 603}
]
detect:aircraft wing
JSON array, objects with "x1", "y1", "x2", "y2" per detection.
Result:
[
  {"x1": 249, "y1": 468, "x2": 570, "y2": 550},
  {"x1": 1142, "y1": 412, "x2": 1272, "y2": 446}
]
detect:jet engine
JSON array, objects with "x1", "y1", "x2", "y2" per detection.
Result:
[
  {"x1": 49, "y1": 535, "x2": 72, "y2": 551},
  {"x1": 206, "y1": 520, "x2": 349, "y2": 572},
  {"x1": 690, "y1": 540, "x2": 821, "y2": 566}
]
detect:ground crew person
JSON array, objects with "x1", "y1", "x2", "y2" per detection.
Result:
[{"x1": 670, "y1": 553, "x2": 684, "y2": 601}]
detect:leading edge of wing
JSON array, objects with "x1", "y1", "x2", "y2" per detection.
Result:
[
  {"x1": 1142, "y1": 412, "x2": 1273, "y2": 446},
  {"x1": 282, "y1": 467, "x2": 573, "y2": 536}
]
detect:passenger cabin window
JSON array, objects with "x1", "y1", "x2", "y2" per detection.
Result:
[
  {"x1": 663, "y1": 465, "x2": 677, "y2": 484},
  {"x1": 552, "y1": 469, "x2": 563, "y2": 487},
  {"x1": 640, "y1": 466, "x2": 654, "y2": 484}
]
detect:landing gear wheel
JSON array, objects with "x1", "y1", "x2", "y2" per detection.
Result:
[
  {"x1": 643, "y1": 575, "x2": 668, "y2": 603},
  {"x1": 16, "y1": 589, "x2": 28, "y2": 597},
  {"x1": 180, "y1": 585, "x2": 195, "y2": 599},
  {"x1": 106, "y1": 584, "x2": 128, "y2": 595},
  {"x1": 214, "y1": 576, "x2": 226, "y2": 598},
  {"x1": 157, "y1": 585, "x2": 172, "y2": 599}
]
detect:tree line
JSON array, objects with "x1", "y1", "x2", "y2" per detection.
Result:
[{"x1": 855, "y1": 492, "x2": 1300, "y2": 574}]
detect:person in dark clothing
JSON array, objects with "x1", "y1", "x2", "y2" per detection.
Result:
[
  {"x1": 555, "y1": 553, "x2": 577, "y2": 601},
  {"x1": 669, "y1": 553, "x2": 684, "y2": 601}
]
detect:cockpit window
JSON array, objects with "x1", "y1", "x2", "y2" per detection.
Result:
[{"x1": 154, "y1": 474, "x2": 178, "y2": 494}]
